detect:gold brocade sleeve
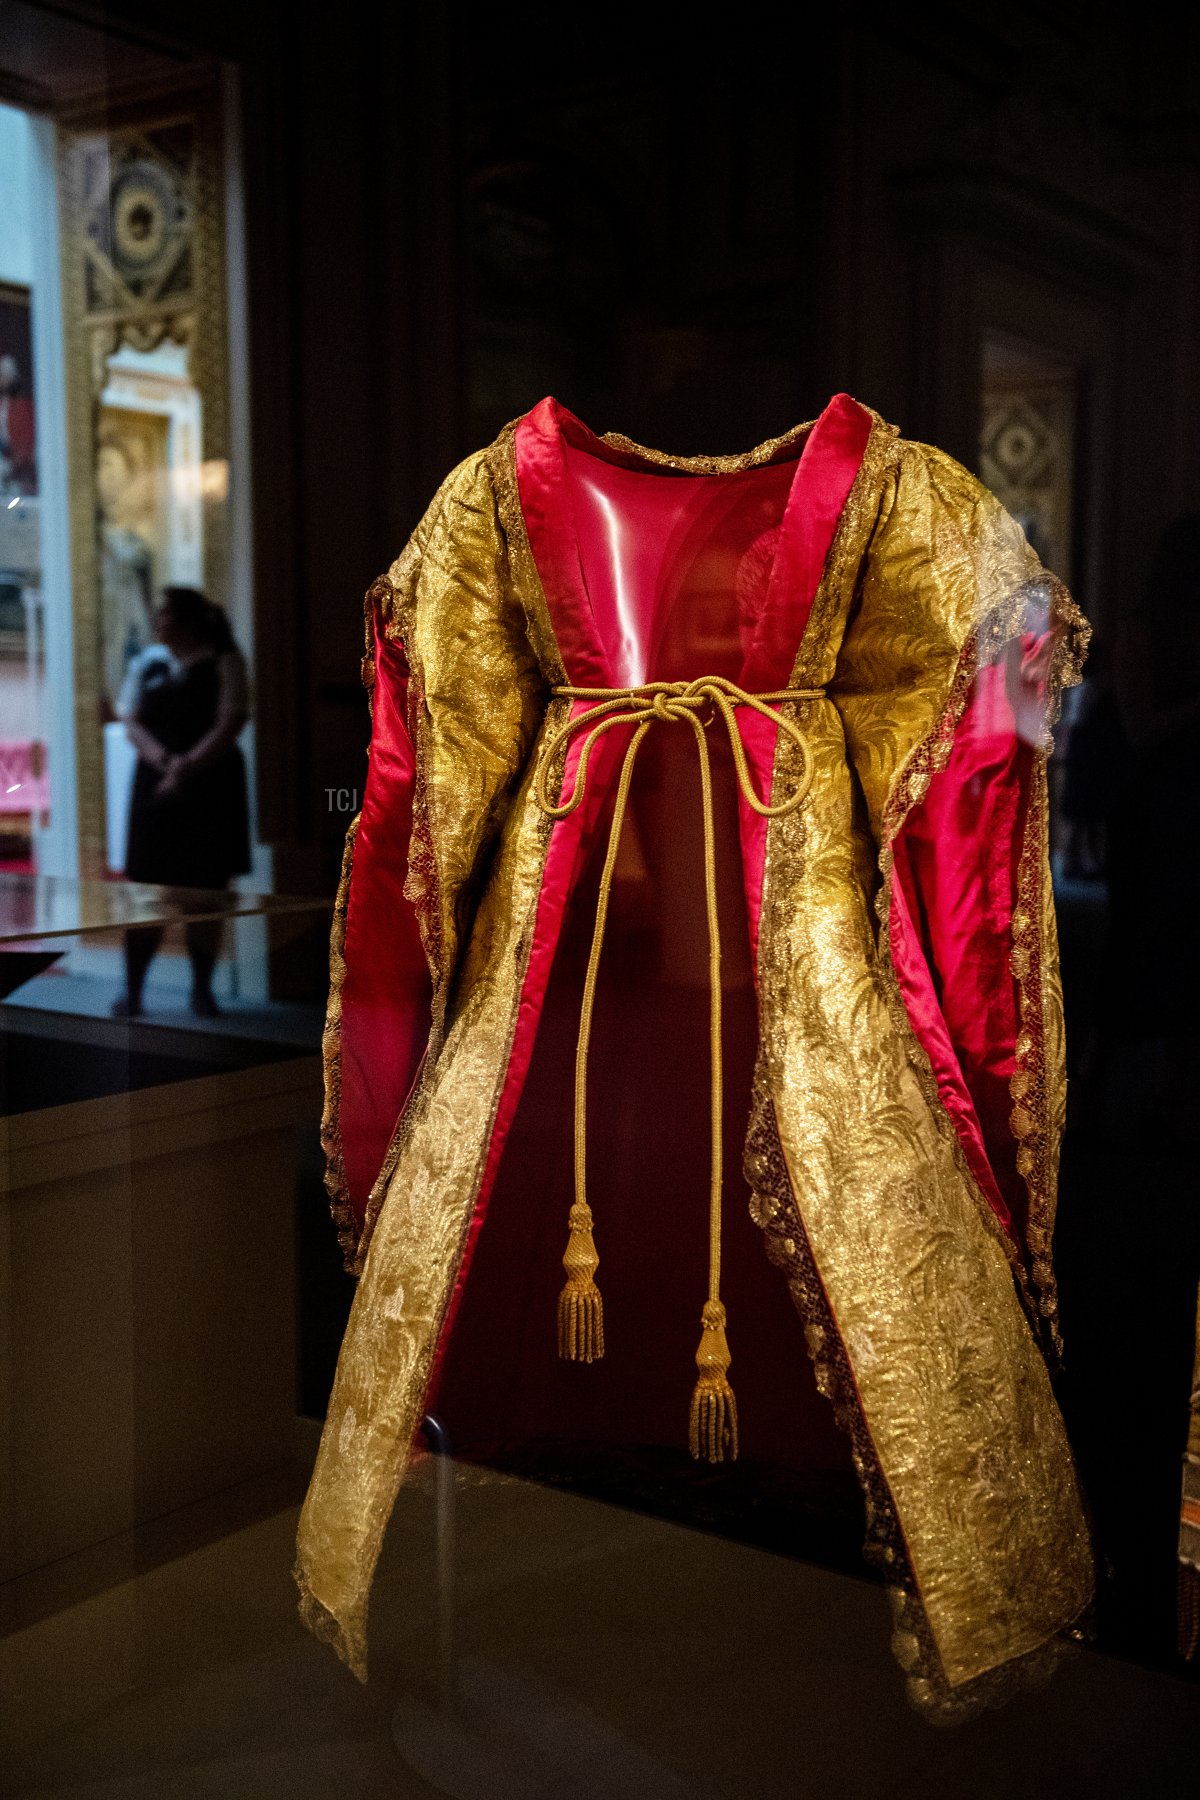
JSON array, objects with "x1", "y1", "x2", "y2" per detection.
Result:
[
  {"x1": 741, "y1": 434, "x2": 1095, "y2": 1716},
  {"x1": 830, "y1": 441, "x2": 1089, "y2": 1335},
  {"x1": 351, "y1": 453, "x2": 547, "y2": 1256},
  {"x1": 298, "y1": 435, "x2": 559, "y2": 1678},
  {"x1": 831, "y1": 440, "x2": 1079, "y2": 831},
  {"x1": 384, "y1": 451, "x2": 547, "y2": 1042}
]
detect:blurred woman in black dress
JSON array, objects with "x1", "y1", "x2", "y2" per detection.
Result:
[{"x1": 114, "y1": 586, "x2": 251, "y2": 1017}]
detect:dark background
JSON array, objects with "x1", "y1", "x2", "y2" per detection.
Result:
[
  {"x1": 5, "y1": 2, "x2": 1190, "y2": 892},
  {"x1": 5, "y1": 0, "x2": 1199, "y2": 1681}
]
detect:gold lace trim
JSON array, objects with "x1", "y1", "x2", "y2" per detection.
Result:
[
  {"x1": 352, "y1": 544, "x2": 452, "y2": 1274},
  {"x1": 487, "y1": 422, "x2": 568, "y2": 686},
  {"x1": 320, "y1": 574, "x2": 398, "y2": 1270},
  {"x1": 599, "y1": 415, "x2": 815, "y2": 475},
  {"x1": 381, "y1": 547, "x2": 450, "y2": 1069},
  {"x1": 1011, "y1": 758, "x2": 1056, "y2": 1339},
  {"x1": 1010, "y1": 576, "x2": 1091, "y2": 1347},
  {"x1": 320, "y1": 810, "x2": 362, "y2": 1270}
]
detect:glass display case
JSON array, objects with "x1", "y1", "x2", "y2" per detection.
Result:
[{"x1": 1, "y1": 3, "x2": 1199, "y2": 1795}]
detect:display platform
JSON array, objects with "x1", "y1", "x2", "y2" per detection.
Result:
[
  {"x1": 0, "y1": 876, "x2": 330, "y2": 1638},
  {"x1": 2, "y1": 1458, "x2": 1199, "y2": 1799}
]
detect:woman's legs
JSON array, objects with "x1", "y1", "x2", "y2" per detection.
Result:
[
  {"x1": 186, "y1": 916, "x2": 223, "y2": 1015},
  {"x1": 114, "y1": 906, "x2": 227, "y2": 1017},
  {"x1": 114, "y1": 925, "x2": 164, "y2": 1016}
]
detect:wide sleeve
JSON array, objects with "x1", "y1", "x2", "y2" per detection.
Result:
[
  {"x1": 321, "y1": 452, "x2": 545, "y2": 1272},
  {"x1": 830, "y1": 441, "x2": 1089, "y2": 1338}
]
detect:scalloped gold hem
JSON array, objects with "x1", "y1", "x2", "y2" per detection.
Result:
[{"x1": 903, "y1": 1614, "x2": 1087, "y2": 1725}]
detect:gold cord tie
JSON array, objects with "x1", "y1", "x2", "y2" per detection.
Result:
[{"x1": 534, "y1": 676, "x2": 822, "y2": 1463}]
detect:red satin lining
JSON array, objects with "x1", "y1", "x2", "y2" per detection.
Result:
[
  {"x1": 515, "y1": 392, "x2": 874, "y2": 970},
  {"x1": 429, "y1": 720, "x2": 627, "y2": 1387},
  {"x1": 515, "y1": 399, "x2": 609, "y2": 686},
  {"x1": 736, "y1": 394, "x2": 873, "y2": 955},
  {"x1": 889, "y1": 652, "x2": 1043, "y2": 1248},
  {"x1": 561, "y1": 448, "x2": 795, "y2": 687},
  {"x1": 338, "y1": 613, "x2": 432, "y2": 1219},
  {"x1": 741, "y1": 391, "x2": 874, "y2": 693},
  {"x1": 516, "y1": 393, "x2": 871, "y2": 692},
  {"x1": 425, "y1": 394, "x2": 874, "y2": 1407},
  {"x1": 431, "y1": 723, "x2": 852, "y2": 1469}
]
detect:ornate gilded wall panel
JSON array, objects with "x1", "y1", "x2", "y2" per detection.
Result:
[
  {"x1": 57, "y1": 89, "x2": 231, "y2": 870},
  {"x1": 980, "y1": 335, "x2": 1077, "y2": 585}
]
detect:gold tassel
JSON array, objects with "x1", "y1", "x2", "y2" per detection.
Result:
[
  {"x1": 557, "y1": 1200, "x2": 604, "y2": 1361},
  {"x1": 536, "y1": 683, "x2": 820, "y2": 1455},
  {"x1": 689, "y1": 1299, "x2": 738, "y2": 1463}
]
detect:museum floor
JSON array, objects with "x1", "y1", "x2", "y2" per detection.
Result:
[{"x1": 2, "y1": 1454, "x2": 1198, "y2": 1800}]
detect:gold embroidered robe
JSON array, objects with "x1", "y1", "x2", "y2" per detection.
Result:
[{"x1": 296, "y1": 393, "x2": 1093, "y2": 1719}]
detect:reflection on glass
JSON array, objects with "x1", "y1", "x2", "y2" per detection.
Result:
[{"x1": 980, "y1": 332, "x2": 1077, "y2": 581}]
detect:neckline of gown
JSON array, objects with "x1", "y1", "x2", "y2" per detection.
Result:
[
  {"x1": 552, "y1": 396, "x2": 819, "y2": 478},
  {"x1": 513, "y1": 393, "x2": 875, "y2": 691}
]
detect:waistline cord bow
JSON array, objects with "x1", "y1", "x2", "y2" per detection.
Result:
[{"x1": 533, "y1": 676, "x2": 823, "y2": 1463}]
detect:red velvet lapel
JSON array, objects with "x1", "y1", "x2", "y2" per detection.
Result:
[
  {"x1": 741, "y1": 392, "x2": 873, "y2": 690},
  {"x1": 737, "y1": 394, "x2": 874, "y2": 962},
  {"x1": 514, "y1": 397, "x2": 611, "y2": 686}
]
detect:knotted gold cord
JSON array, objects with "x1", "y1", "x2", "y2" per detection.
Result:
[{"x1": 533, "y1": 676, "x2": 821, "y2": 1461}]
